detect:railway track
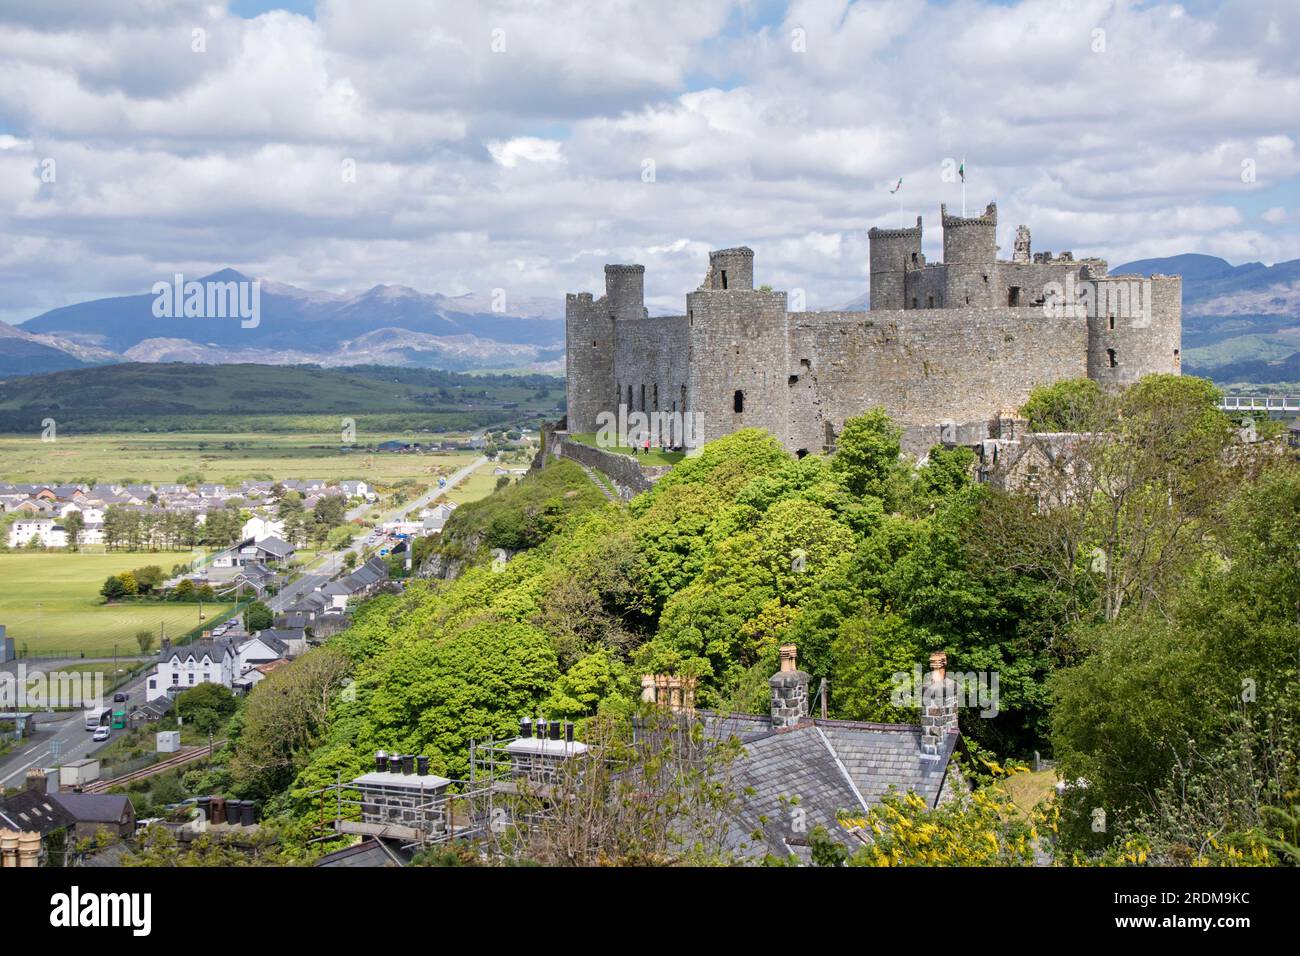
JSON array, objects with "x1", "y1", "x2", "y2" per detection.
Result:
[{"x1": 83, "y1": 741, "x2": 223, "y2": 793}]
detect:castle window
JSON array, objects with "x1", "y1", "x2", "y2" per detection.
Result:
[
  {"x1": 682, "y1": 385, "x2": 687, "y2": 411},
  {"x1": 733, "y1": 390, "x2": 745, "y2": 414},
  {"x1": 927, "y1": 295, "x2": 934, "y2": 308},
  {"x1": 911, "y1": 252, "x2": 918, "y2": 264},
  {"x1": 653, "y1": 383, "x2": 658, "y2": 409},
  {"x1": 1108, "y1": 314, "x2": 1115, "y2": 330},
  {"x1": 1008, "y1": 287, "x2": 1021, "y2": 306},
  {"x1": 640, "y1": 384, "x2": 646, "y2": 411},
  {"x1": 628, "y1": 385, "x2": 633, "y2": 409},
  {"x1": 1107, "y1": 348, "x2": 1118, "y2": 368},
  {"x1": 721, "y1": 270, "x2": 728, "y2": 290},
  {"x1": 788, "y1": 375, "x2": 799, "y2": 386},
  {"x1": 911, "y1": 298, "x2": 918, "y2": 309},
  {"x1": 593, "y1": 340, "x2": 598, "y2": 348},
  {"x1": 795, "y1": 449, "x2": 808, "y2": 459},
  {"x1": 1174, "y1": 349, "x2": 1180, "y2": 365}
]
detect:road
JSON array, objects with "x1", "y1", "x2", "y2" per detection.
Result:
[
  {"x1": 267, "y1": 456, "x2": 486, "y2": 611},
  {"x1": 0, "y1": 665, "x2": 152, "y2": 789}
]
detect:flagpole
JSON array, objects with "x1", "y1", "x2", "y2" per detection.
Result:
[{"x1": 961, "y1": 155, "x2": 966, "y2": 217}]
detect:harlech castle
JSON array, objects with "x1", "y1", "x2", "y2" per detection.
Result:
[{"x1": 564, "y1": 202, "x2": 1182, "y2": 457}]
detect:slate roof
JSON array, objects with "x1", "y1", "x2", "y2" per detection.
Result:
[
  {"x1": 158, "y1": 637, "x2": 234, "y2": 664},
  {"x1": 0, "y1": 789, "x2": 77, "y2": 835},
  {"x1": 255, "y1": 535, "x2": 295, "y2": 558},
  {"x1": 52, "y1": 793, "x2": 134, "y2": 824},
  {"x1": 314, "y1": 837, "x2": 409, "y2": 867},
  {"x1": 700, "y1": 713, "x2": 962, "y2": 861}
]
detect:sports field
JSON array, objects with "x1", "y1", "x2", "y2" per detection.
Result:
[
  {"x1": 0, "y1": 552, "x2": 222, "y2": 657},
  {"x1": 0, "y1": 431, "x2": 481, "y2": 486}
]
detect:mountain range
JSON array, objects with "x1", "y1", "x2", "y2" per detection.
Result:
[
  {"x1": 6, "y1": 255, "x2": 1300, "y2": 384},
  {"x1": 2, "y1": 269, "x2": 565, "y2": 377}
]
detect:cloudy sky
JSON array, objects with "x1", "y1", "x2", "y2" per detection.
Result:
[{"x1": 0, "y1": 0, "x2": 1297, "y2": 322}]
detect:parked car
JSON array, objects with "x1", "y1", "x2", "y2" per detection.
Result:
[
  {"x1": 92, "y1": 726, "x2": 111, "y2": 742},
  {"x1": 113, "y1": 692, "x2": 127, "y2": 703}
]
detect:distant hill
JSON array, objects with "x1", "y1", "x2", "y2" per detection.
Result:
[
  {"x1": 0, "y1": 362, "x2": 563, "y2": 433},
  {"x1": 0, "y1": 318, "x2": 117, "y2": 376},
  {"x1": 8, "y1": 270, "x2": 565, "y2": 375}
]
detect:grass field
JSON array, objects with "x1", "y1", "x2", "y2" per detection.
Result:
[
  {"x1": 0, "y1": 431, "x2": 482, "y2": 485},
  {"x1": 444, "y1": 462, "x2": 506, "y2": 504},
  {"x1": 0, "y1": 552, "x2": 221, "y2": 657},
  {"x1": 568, "y1": 432, "x2": 686, "y2": 466}
]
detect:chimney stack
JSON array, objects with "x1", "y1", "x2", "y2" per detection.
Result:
[
  {"x1": 769, "y1": 643, "x2": 810, "y2": 730},
  {"x1": 24, "y1": 769, "x2": 46, "y2": 794},
  {"x1": 920, "y1": 651, "x2": 959, "y2": 758}
]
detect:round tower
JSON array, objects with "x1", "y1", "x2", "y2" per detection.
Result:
[
  {"x1": 604, "y1": 263, "x2": 646, "y2": 319},
  {"x1": 868, "y1": 218, "x2": 922, "y2": 311},
  {"x1": 941, "y1": 202, "x2": 998, "y2": 308}
]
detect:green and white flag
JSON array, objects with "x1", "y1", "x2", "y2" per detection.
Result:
[
  {"x1": 890, "y1": 177, "x2": 903, "y2": 194},
  {"x1": 958, "y1": 161, "x2": 965, "y2": 183}
]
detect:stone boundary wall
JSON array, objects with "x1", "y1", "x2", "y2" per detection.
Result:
[{"x1": 551, "y1": 432, "x2": 671, "y2": 500}]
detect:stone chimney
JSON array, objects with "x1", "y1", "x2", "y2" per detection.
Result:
[
  {"x1": 769, "y1": 643, "x2": 810, "y2": 730},
  {"x1": 920, "y1": 651, "x2": 959, "y2": 758},
  {"x1": 161, "y1": 637, "x2": 172, "y2": 654},
  {"x1": 24, "y1": 769, "x2": 46, "y2": 794}
]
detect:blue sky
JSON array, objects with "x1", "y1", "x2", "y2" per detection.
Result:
[{"x1": 0, "y1": 0, "x2": 1296, "y2": 323}]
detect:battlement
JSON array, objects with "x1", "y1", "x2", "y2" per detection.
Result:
[
  {"x1": 566, "y1": 200, "x2": 1182, "y2": 457},
  {"x1": 941, "y1": 201, "x2": 998, "y2": 228}
]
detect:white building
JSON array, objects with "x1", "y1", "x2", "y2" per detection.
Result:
[
  {"x1": 145, "y1": 638, "x2": 237, "y2": 702},
  {"x1": 7, "y1": 519, "x2": 68, "y2": 549},
  {"x1": 241, "y1": 515, "x2": 286, "y2": 542}
]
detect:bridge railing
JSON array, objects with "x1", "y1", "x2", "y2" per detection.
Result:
[{"x1": 1218, "y1": 395, "x2": 1300, "y2": 412}]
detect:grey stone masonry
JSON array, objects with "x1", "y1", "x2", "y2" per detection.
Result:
[
  {"x1": 565, "y1": 200, "x2": 1182, "y2": 459},
  {"x1": 920, "y1": 652, "x2": 959, "y2": 759},
  {"x1": 770, "y1": 644, "x2": 811, "y2": 729},
  {"x1": 769, "y1": 670, "x2": 810, "y2": 729}
]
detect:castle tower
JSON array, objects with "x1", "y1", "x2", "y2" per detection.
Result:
[
  {"x1": 941, "y1": 202, "x2": 998, "y2": 308},
  {"x1": 700, "y1": 247, "x2": 754, "y2": 291},
  {"x1": 1086, "y1": 273, "x2": 1183, "y2": 388},
  {"x1": 564, "y1": 264, "x2": 645, "y2": 435},
  {"x1": 867, "y1": 218, "x2": 923, "y2": 311}
]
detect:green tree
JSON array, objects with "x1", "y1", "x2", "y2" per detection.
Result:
[
  {"x1": 829, "y1": 408, "x2": 903, "y2": 503},
  {"x1": 62, "y1": 510, "x2": 85, "y2": 551},
  {"x1": 100, "y1": 575, "x2": 127, "y2": 602},
  {"x1": 244, "y1": 600, "x2": 273, "y2": 632}
]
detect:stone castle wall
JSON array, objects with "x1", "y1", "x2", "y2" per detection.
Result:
[{"x1": 564, "y1": 204, "x2": 1183, "y2": 460}]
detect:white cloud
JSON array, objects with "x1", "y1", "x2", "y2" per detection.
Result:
[
  {"x1": 487, "y1": 137, "x2": 564, "y2": 168},
  {"x1": 0, "y1": 0, "x2": 1298, "y2": 324}
]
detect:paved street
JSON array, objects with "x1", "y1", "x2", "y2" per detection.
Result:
[
  {"x1": 0, "y1": 665, "x2": 151, "y2": 789},
  {"x1": 269, "y1": 455, "x2": 485, "y2": 610}
]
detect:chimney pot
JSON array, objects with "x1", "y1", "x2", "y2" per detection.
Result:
[
  {"x1": 388, "y1": 755, "x2": 402, "y2": 774},
  {"x1": 779, "y1": 643, "x2": 798, "y2": 672},
  {"x1": 536, "y1": 718, "x2": 548, "y2": 739},
  {"x1": 519, "y1": 717, "x2": 532, "y2": 739}
]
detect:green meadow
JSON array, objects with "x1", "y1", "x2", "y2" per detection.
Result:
[{"x1": 0, "y1": 552, "x2": 216, "y2": 657}]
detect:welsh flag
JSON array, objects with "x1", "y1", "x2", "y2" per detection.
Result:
[
  {"x1": 890, "y1": 177, "x2": 903, "y2": 194},
  {"x1": 958, "y1": 161, "x2": 965, "y2": 182}
]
